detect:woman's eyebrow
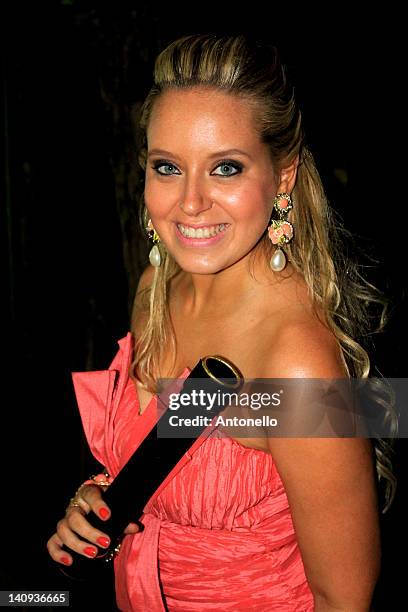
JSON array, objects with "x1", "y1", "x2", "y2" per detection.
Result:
[{"x1": 147, "y1": 148, "x2": 253, "y2": 160}]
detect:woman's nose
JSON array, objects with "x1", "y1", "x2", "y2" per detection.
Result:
[
  {"x1": 179, "y1": 199, "x2": 213, "y2": 216},
  {"x1": 179, "y1": 180, "x2": 213, "y2": 216}
]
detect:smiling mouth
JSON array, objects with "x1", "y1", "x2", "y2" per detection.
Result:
[{"x1": 176, "y1": 223, "x2": 229, "y2": 238}]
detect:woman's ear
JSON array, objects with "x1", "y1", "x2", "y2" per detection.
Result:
[{"x1": 277, "y1": 155, "x2": 299, "y2": 193}]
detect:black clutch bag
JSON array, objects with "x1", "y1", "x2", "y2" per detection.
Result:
[{"x1": 58, "y1": 354, "x2": 243, "y2": 581}]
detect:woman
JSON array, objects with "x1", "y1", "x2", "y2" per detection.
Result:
[{"x1": 47, "y1": 33, "x2": 396, "y2": 610}]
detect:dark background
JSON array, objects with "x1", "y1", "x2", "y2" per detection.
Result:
[{"x1": 2, "y1": 2, "x2": 406, "y2": 610}]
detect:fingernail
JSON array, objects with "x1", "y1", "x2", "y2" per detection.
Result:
[
  {"x1": 84, "y1": 546, "x2": 97, "y2": 558},
  {"x1": 99, "y1": 507, "x2": 109, "y2": 519},
  {"x1": 97, "y1": 536, "x2": 110, "y2": 548},
  {"x1": 61, "y1": 556, "x2": 71, "y2": 565}
]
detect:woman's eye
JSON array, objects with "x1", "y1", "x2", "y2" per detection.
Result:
[
  {"x1": 212, "y1": 161, "x2": 243, "y2": 177},
  {"x1": 151, "y1": 159, "x2": 243, "y2": 177},
  {"x1": 152, "y1": 162, "x2": 180, "y2": 176}
]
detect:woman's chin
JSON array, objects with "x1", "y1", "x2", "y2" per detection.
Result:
[{"x1": 171, "y1": 254, "x2": 227, "y2": 275}]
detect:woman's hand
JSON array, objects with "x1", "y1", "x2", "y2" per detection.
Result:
[{"x1": 46, "y1": 484, "x2": 140, "y2": 566}]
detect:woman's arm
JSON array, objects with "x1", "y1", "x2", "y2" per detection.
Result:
[{"x1": 264, "y1": 322, "x2": 381, "y2": 611}]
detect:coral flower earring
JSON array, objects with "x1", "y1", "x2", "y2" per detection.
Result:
[{"x1": 268, "y1": 193, "x2": 294, "y2": 272}]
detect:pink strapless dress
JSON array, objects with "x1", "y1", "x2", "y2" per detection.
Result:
[{"x1": 72, "y1": 333, "x2": 315, "y2": 611}]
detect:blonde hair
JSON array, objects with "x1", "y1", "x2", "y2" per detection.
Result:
[{"x1": 130, "y1": 33, "x2": 397, "y2": 513}]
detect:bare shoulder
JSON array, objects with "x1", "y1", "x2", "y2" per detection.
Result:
[
  {"x1": 260, "y1": 301, "x2": 347, "y2": 379},
  {"x1": 252, "y1": 268, "x2": 345, "y2": 378},
  {"x1": 262, "y1": 311, "x2": 356, "y2": 452},
  {"x1": 131, "y1": 264, "x2": 156, "y2": 333}
]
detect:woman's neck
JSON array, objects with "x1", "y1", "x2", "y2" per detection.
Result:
[{"x1": 175, "y1": 249, "x2": 292, "y2": 320}]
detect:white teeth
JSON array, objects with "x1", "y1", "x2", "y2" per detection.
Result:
[{"x1": 177, "y1": 223, "x2": 228, "y2": 239}]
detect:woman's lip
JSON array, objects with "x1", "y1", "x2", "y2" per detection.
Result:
[{"x1": 174, "y1": 222, "x2": 230, "y2": 246}]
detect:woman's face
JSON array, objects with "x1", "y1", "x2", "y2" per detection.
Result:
[{"x1": 145, "y1": 86, "x2": 280, "y2": 274}]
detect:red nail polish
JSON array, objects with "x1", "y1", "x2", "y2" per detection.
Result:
[
  {"x1": 99, "y1": 507, "x2": 109, "y2": 519},
  {"x1": 84, "y1": 546, "x2": 97, "y2": 558},
  {"x1": 61, "y1": 556, "x2": 71, "y2": 565},
  {"x1": 97, "y1": 536, "x2": 110, "y2": 548}
]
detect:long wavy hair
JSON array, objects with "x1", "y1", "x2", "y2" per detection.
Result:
[{"x1": 129, "y1": 33, "x2": 397, "y2": 513}]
